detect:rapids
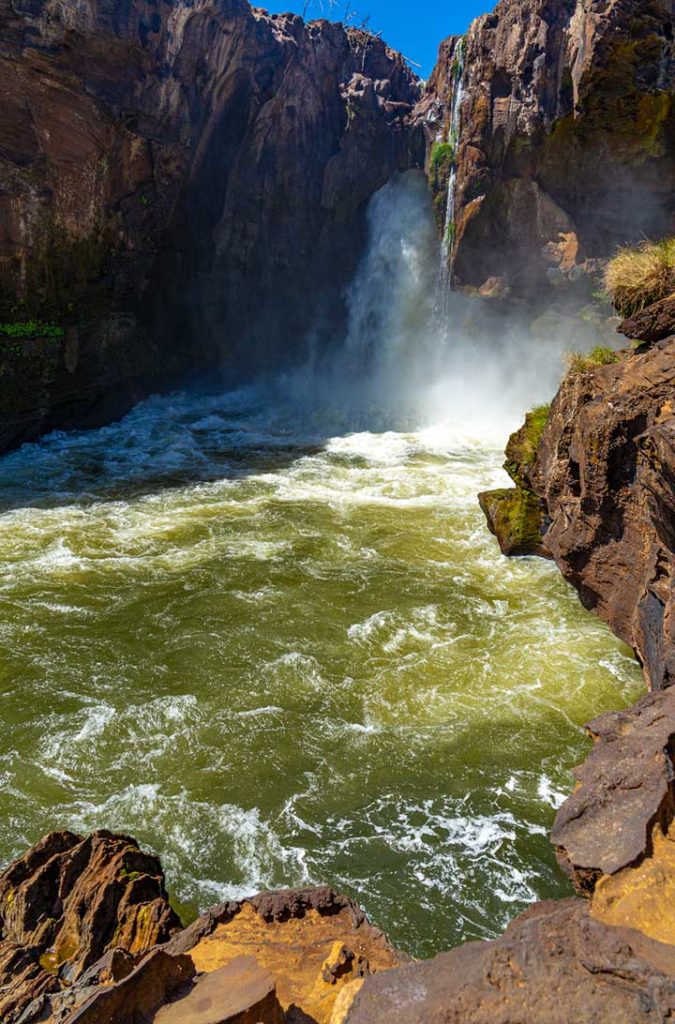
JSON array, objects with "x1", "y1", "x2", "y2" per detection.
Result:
[{"x1": 0, "y1": 173, "x2": 641, "y2": 957}]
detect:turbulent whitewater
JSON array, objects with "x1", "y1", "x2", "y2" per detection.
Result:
[{"x1": 0, "y1": 174, "x2": 641, "y2": 957}]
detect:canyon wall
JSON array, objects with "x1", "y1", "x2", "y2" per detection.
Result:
[
  {"x1": 417, "y1": 0, "x2": 675, "y2": 302},
  {"x1": 0, "y1": 0, "x2": 421, "y2": 451}
]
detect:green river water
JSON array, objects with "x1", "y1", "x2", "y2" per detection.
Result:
[
  {"x1": 0, "y1": 174, "x2": 642, "y2": 957},
  {"x1": 0, "y1": 385, "x2": 641, "y2": 957}
]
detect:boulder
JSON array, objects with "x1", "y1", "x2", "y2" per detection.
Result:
[
  {"x1": 619, "y1": 295, "x2": 675, "y2": 345},
  {"x1": 551, "y1": 688, "x2": 675, "y2": 894}
]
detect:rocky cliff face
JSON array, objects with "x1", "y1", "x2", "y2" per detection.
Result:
[
  {"x1": 417, "y1": 0, "x2": 675, "y2": 302},
  {"x1": 0, "y1": 0, "x2": 421, "y2": 451},
  {"x1": 480, "y1": 320, "x2": 674, "y2": 690}
]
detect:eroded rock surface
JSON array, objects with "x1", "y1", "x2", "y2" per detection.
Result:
[
  {"x1": 417, "y1": 0, "x2": 675, "y2": 301},
  {"x1": 532, "y1": 339, "x2": 675, "y2": 689},
  {"x1": 165, "y1": 886, "x2": 404, "y2": 1024},
  {"x1": 552, "y1": 688, "x2": 675, "y2": 893},
  {"x1": 483, "y1": 337, "x2": 674, "y2": 689},
  {"x1": 0, "y1": 0, "x2": 421, "y2": 451},
  {"x1": 344, "y1": 898, "x2": 675, "y2": 1023},
  {"x1": 0, "y1": 830, "x2": 180, "y2": 1023}
]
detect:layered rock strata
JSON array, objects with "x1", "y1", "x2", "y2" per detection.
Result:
[
  {"x1": 0, "y1": 0, "x2": 421, "y2": 452},
  {"x1": 417, "y1": 0, "x2": 675, "y2": 301}
]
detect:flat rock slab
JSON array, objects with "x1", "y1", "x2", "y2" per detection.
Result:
[{"x1": 153, "y1": 956, "x2": 284, "y2": 1024}]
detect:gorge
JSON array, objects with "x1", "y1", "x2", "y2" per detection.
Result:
[{"x1": 0, "y1": 0, "x2": 674, "y2": 1021}]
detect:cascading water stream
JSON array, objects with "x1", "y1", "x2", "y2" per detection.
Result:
[{"x1": 435, "y1": 40, "x2": 466, "y2": 321}]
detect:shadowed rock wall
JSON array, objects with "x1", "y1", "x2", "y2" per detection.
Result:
[{"x1": 0, "y1": 0, "x2": 422, "y2": 451}]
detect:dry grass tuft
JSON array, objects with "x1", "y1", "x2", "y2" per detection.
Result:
[
  {"x1": 566, "y1": 346, "x2": 620, "y2": 374},
  {"x1": 604, "y1": 238, "x2": 675, "y2": 317}
]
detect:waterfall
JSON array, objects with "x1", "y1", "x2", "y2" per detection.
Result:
[{"x1": 436, "y1": 41, "x2": 466, "y2": 320}]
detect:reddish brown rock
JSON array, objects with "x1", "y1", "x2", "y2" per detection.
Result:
[
  {"x1": 530, "y1": 338, "x2": 675, "y2": 689},
  {"x1": 417, "y1": 0, "x2": 675, "y2": 302},
  {"x1": 551, "y1": 688, "x2": 675, "y2": 894},
  {"x1": 152, "y1": 956, "x2": 284, "y2": 1024},
  {"x1": 344, "y1": 899, "x2": 675, "y2": 1023},
  {"x1": 0, "y1": 830, "x2": 181, "y2": 1023},
  {"x1": 0, "y1": 0, "x2": 421, "y2": 452},
  {"x1": 619, "y1": 295, "x2": 675, "y2": 345}
]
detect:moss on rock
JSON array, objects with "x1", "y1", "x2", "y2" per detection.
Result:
[
  {"x1": 478, "y1": 487, "x2": 547, "y2": 557},
  {"x1": 504, "y1": 403, "x2": 550, "y2": 488}
]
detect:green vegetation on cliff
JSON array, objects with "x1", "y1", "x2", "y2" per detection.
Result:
[
  {"x1": 0, "y1": 321, "x2": 64, "y2": 340},
  {"x1": 429, "y1": 142, "x2": 455, "y2": 230},
  {"x1": 478, "y1": 487, "x2": 544, "y2": 557},
  {"x1": 504, "y1": 403, "x2": 550, "y2": 488},
  {"x1": 566, "y1": 346, "x2": 619, "y2": 374},
  {"x1": 604, "y1": 238, "x2": 675, "y2": 316}
]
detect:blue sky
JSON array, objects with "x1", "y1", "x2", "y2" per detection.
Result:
[{"x1": 262, "y1": 0, "x2": 489, "y2": 78}]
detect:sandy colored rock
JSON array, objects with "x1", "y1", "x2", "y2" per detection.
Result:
[
  {"x1": 592, "y1": 817, "x2": 675, "y2": 945},
  {"x1": 165, "y1": 887, "x2": 405, "y2": 1024}
]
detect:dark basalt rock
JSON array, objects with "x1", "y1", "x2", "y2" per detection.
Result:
[
  {"x1": 416, "y1": 0, "x2": 675, "y2": 303},
  {"x1": 619, "y1": 296, "x2": 675, "y2": 346},
  {"x1": 531, "y1": 338, "x2": 675, "y2": 690},
  {"x1": 344, "y1": 898, "x2": 675, "y2": 1023}
]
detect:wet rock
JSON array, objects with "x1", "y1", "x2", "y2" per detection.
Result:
[
  {"x1": 551, "y1": 688, "x2": 675, "y2": 894},
  {"x1": 344, "y1": 898, "x2": 675, "y2": 1023},
  {"x1": 478, "y1": 487, "x2": 548, "y2": 557},
  {"x1": 0, "y1": 830, "x2": 181, "y2": 1023},
  {"x1": 619, "y1": 296, "x2": 675, "y2": 345}
]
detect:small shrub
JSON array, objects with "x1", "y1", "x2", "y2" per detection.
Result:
[
  {"x1": 0, "y1": 320, "x2": 64, "y2": 339},
  {"x1": 566, "y1": 345, "x2": 619, "y2": 374},
  {"x1": 604, "y1": 238, "x2": 675, "y2": 316}
]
